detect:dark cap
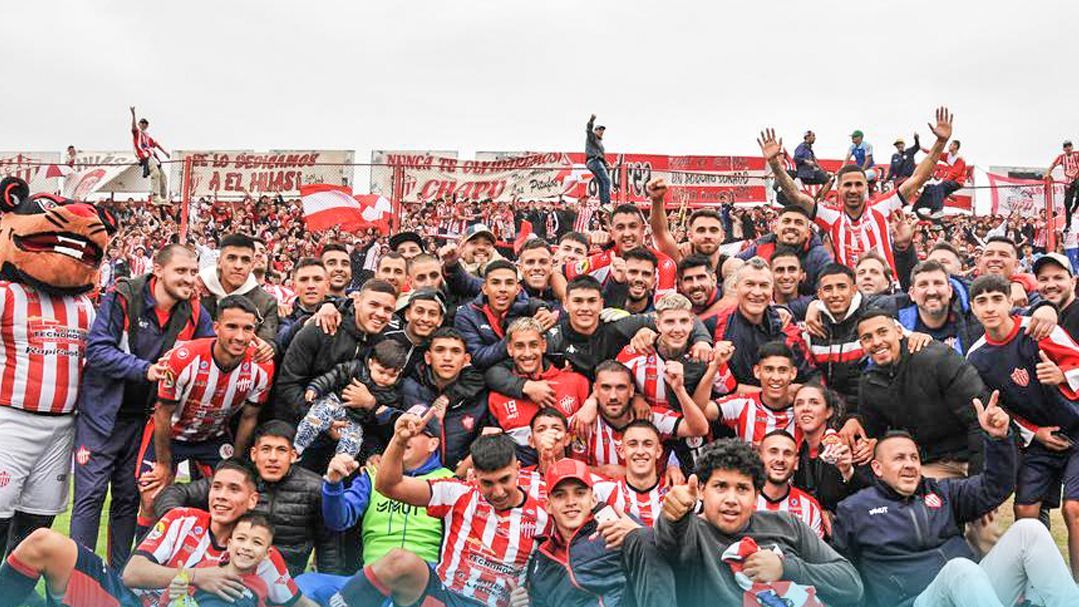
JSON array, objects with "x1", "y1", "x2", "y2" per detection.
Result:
[
  {"x1": 595, "y1": 125, "x2": 606, "y2": 131},
  {"x1": 389, "y1": 231, "x2": 425, "y2": 252},
  {"x1": 408, "y1": 288, "x2": 446, "y2": 312},
  {"x1": 544, "y1": 458, "x2": 593, "y2": 491}
]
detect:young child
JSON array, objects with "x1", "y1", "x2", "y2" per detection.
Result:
[
  {"x1": 166, "y1": 514, "x2": 298, "y2": 607},
  {"x1": 294, "y1": 340, "x2": 408, "y2": 457}
]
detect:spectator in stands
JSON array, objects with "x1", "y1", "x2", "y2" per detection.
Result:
[
  {"x1": 153, "y1": 421, "x2": 342, "y2": 577},
  {"x1": 586, "y1": 114, "x2": 611, "y2": 206},
  {"x1": 71, "y1": 244, "x2": 213, "y2": 569},
  {"x1": 198, "y1": 233, "x2": 279, "y2": 353},
  {"x1": 388, "y1": 231, "x2": 425, "y2": 260},
  {"x1": 656, "y1": 439, "x2": 863, "y2": 606},
  {"x1": 374, "y1": 251, "x2": 407, "y2": 294},
  {"x1": 129, "y1": 105, "x2": 170, "y2": 205},
  {"x1": 834, "y1": 400, "x2": 1079, "y2": 607},
  {"x1": 885, "y1": 134, "x2": 920, "y2": 186},
  {"x1": 793, "y1": 130, "x2": 831, "y2": 185},
  {"x1": 319, "y1": 243, "x2": 353, "y2": 299},
  {"x1": 1035, "y1": 252, "x2": 1079, "y2": 338},
  {"x1": 739, "y1": 206, "x2": 832, "y2": 294},
  {"x1": 1047, "y1": 139, "x2": 1079, "y2": 232}
]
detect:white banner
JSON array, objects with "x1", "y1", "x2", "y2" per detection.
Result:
[
  {"x1": 0, "y1": 151, "x2": 61, "y2": 193},
  {"x1": 369, "y1": 150, "x2": 457, "y2": 198},
  {"x1": 172, "y1": 150, "x2": 355, "y2": 199},
  {"x1": 394, "y1": 152, "x2": 585, "y2": 203},
  {"x1": 64, "y1": 151, "x2": 148, "y2": 199}
]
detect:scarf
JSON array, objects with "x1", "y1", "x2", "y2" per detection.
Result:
[{"x1": 721, "y1": 537, "x2": 823, "y2": 607}]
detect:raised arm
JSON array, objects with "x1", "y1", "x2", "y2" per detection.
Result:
[
  {"x1": 373, "y1": 410, "x2": 437, "y2": 507},
  {"x1": 758, "y1": 129, "x2": 816, "y2": 213},
  {"x1": 646, "y1": 178, "x2": 682, "y2": 261},
  {"x1": 130, "y1": 106, "x2": 137, "y2": 132},
  {"x1": 898, "y1": 107, "x2": 954, "y2": 201},
  {"x1": 587, "y1": 113, "x2": 596, "y2": 132}
]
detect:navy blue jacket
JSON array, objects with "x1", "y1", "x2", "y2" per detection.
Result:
[
  {"x1": 452, "y1": 292, "x2": 549, "y2": 371},
  {"x1": 831, "y1": 433, "x2": 1017, "y2": 607},
  {"x1": 401, "y1": 362, "x2": 491, "y2": 470},
  {"x1": 528, "y1": 517, "x2": 631, "y2": 607},
  {"x1": 737, "y1": 232, "x2": 833, "y2": 294},
  {"x1": 76, "y1": 280, "x2": 213, "y2": 437}
]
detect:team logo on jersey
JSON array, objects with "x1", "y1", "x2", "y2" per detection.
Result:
[
  {"x1": 0, "y1": 470, "x2": 8, "y2": 488},
  {"x1": 924, "y1": 493, "x2": 943, "y2": 509},
  {"x1": 1011, "y1": 367, "x2": 1031, "y2": 387},
  {"x1": 219, "y1": 444, "x2": 235, "y2": 459},
  {"x1": 461, "y1": 415, "x2": 475, "y2": 431},
  {"x1": 200, "y1": 361, "x2": 210, "y2": 370},
  {"x1": 76, "y1": 445, "x2": 91, "y2": 466},
  {"x1": 176, "y1": 348, "x2": 190, "y2": 360},
  {"x1": 558, "y1": 395, "x2": 576, "y2": 412}
]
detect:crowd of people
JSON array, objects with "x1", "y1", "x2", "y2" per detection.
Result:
[{"x1": 3, "y1": 105, "x2": 1079, "y2": 607}]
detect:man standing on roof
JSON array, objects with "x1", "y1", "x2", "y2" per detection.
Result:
[
  {"x1": 129, "y1": 106, "x2": 170, "y2": 206},
  {"x1": 586, "y1": 114, "x2": 611, "y2": 206}
]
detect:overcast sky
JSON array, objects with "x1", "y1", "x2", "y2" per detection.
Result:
[{"x1": 4, "y1": 0, "x2": 1075, "y2": 169}]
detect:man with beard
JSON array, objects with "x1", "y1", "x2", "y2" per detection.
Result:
[
  {"x1": 275, "y1": 259, "x2": 330, "y2": 354},
  {"x1": 740, "y1": 206, "x2": 833, "y2": 294},
  {"x1": 656, "y1": 440, "x2": 863, "y2": 607},
  {"x1": 71, "y1": 245, "x2": 214, "y2": 568},
  {"x1": 153, "y1": 421, "x2": 343, "y2": 577},
  {"x1": 277, "y1": 280, "x2": 397, "y2": 472},
  {"x1": 571, "y1": 361, "x2": 709, "y2": 478},
  {"x1": 380, "y1": 289, "x2": 446, "y2": 379},
  {"x1": 649, "y1": 178, "x2": 728, "y2": 272},
  {"x1": 454, "y1": 259, "x2": 553, "y2": 371},
  {"x1": 400, "y1": 328, "x2": 489, "y2": 473},
  {"x1": 677, "y1": 255, "x2": 724, "y2": 330},
  {"x1": 756, "y1": 430, "x2": 825, "y2": 538},
  {"x1": 1035, "y1": 253, "x2": 1079, "y2": 339},
  {"x1": 374, "y1": 251, "x2": 408, "y2": 295},
  {"x1": 711, "y1": 258, "x2": 816, "y2": 391},
  {"x1": 978, "y1": 236, "x2": 1040, "y2": 306},
  {"x1": 486, "y1": 317, "x2": 589, "y2": 464},
  {"x1": 760, "y1": 107, "x2": 953, "y2": 273},
  {"x1": 198, "y1": 234, "x2": 278, "y2": 356},
  {"x1": 320, "y1": 243, "x2": 353, "y2": 299},
  {"x1": 567, "y1": 203, "x2": 676, "y2": 300},
  {"x1": 899, "y1": 260, "x2": 982, "y2": 354},
  {"x1": 604, "y1": 246, "x2": 658, "y2": 313},
  {"x1": 458, "y1": 223, "x2": 500, "y2": 278},
  {"x1": 769, "y1": 249, "x2": 812, "y2": 320},
  {"x1": 541, "y1": 276, "x2": 714, "y2": 381}
]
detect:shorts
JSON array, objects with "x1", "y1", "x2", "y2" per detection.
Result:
[
  {"x1": 1016, "y1": 443, "x2": 1079, "y2": 505},
  {"x1": 0, "y1": 406, "x2": 75, "y2": 517},
  {"x1": 57, "y1": 543, "x2": 140, "y2": 607},
  {"x1": 407, "y1": 565, "x2": 488, "y2": 607},
  {"x1": 136, "y1": 420, "x2": 232, "y2": 485}
]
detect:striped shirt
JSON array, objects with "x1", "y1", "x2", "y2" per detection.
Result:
[
  {"x1": 570, "y1": 410, "x2": 681, "y2": 468},
  {"x1": 599, "y1": 477, "x2": 668, "y2": 527},
  {"x1": 132, "y1": 128, "x2": 161, "y2": 162},
  {"x1": 756, "y1": 485, "x2": 825, "y2": 538},
  {"x1": 426, "y1": 478, "x2": 547, "y2": 607},
  {"x1": 157, "y1": 338, "x2": 273, "y2": 442},
  {"x1": 814, "y1": 190, "x2": 904, "y2": 273},
  {"x1": 0, "y1": 282, "x2": 93, "y2": 414},
  {"x1": 617, "y1": 346, "x2": 678, "y2": 410},
  {"x1": 135, "y1": 507, "x2": 299, "y2": 607},
  {"x1": 1056, "y1": 151, "x2": 1079, "y2": 181},
  {"x1": 714, "y1": 392, "x2": 801, "y2": 446}
]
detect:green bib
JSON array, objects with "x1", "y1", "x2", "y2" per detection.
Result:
[{"x1": 363, "y1": 466, "x2": 454, "y2": 564}]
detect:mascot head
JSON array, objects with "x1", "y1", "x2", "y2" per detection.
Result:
[{"x1": 0, "y1": 177, "x2": 117, "y2": 295}]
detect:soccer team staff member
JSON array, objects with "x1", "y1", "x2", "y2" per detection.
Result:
[
  {"x1": 71, "y1": 244, "x2": 213, "y2": 569},
  {"x1": 135, "y1": 295, "x2": 274, "y2": 538},
  {"x1": 334, "y1": 416, "x2": 545, "y2": 607},
  {"x1": 0, "y1": 460, "x2": 313, "y2": 607}
]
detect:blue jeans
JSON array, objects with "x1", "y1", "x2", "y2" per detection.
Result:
[{"x1": 587, "y1": 158, "x2": 611, "y2": 205}]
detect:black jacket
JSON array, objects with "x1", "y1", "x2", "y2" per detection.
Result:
[
  {"x1": 152, "y1": 466, "x2": 343, "y2": 577},
  {"x1": 831, "y1": 433, "x2": 1017, "y2": 607},
  {"x1": 528, "y1": 518, "x2": 631, "y2": 607},
  {"x1": 793, "y1": 440, "x2": 872, "y2": 513},
  {"x1": 858, "y1": 339, "x2": 989, "y2": 472},
  {"x1": 202, "y1": 284, "x2": 279, "y2": 351},
  {"x1": 276, "y1": 307, "x2": 377, "y2": 423},
  {"x1": 400, "y1": 362, "x2": 490, "y2": 470}
]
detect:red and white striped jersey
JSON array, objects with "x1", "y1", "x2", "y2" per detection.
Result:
[
  {"x1": 487, "y1": 366, "x2": 589, "y2": 446},
  {"x1": 0, "y1": 282, "x2": 93, "y2": 414},
  {"x1": 597, "y1": 477, "x2": 668, "y2": 527},
  {"x1": 570, "y1": 410, "x2": 681, "y2": 468},
  {"x1": 814, "y1": 190, "x2": 903, "y2": 273},
  {"x1": 157, "y1": 338, "x2": 274, "y2": 442},
  {"x1": 756, "y1": 486, "x2": 825, "y2": 539},
  {"x1": 617, "y1": 346, "x2": 679, "y2": 410},
  {"x1": 129, "y1": 255, "x2": 151, "y2": 277},
  {"x1": 132, "y1": 129, "x2": 161, "y2": 161},
  {"x1": 565, "y1": 247, "x2": 677, "y2": 299},
  {"x1": 1056, "y1": 151, "x2": 1079, "y2": 181},
  {"x1": 136, "y1": 507, "x2": 299, "y2": 607},
  {"x1": 263, "y1": 284, "x2": 296, "y2": 307},
  {"x1": 714, "y1": 392, "x2": 801, "y2": 446},
  {"x1": 426, "y1": 478, "x2": 548, "y2": 607}
]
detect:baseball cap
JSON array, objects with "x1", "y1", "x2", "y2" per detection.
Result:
[
  {"x1": 1066, "y1": 140, "x2": 1074, "y2": 148},
  {"x1": 1033, "y1": 253, "x2": 1074, "y2": 276},
  {"x1": 851, "y1": 130, "x2": 864, "y2": 138},
  {"x1": 544, "y1": 458, "x2": 593, "y2": 491},
  {"x1": 389, "y1": 231, "x2": 425, "y2": 252},
  {"x1": 408, "y1": 288, "x2": 446, "y2": 312},
  {"x1": 404, "y1": 404, "x2": 442, "y2": 437},
  {"x1": 894, "y1": 138, "x2": 905, "y2": 146},
  {"x1": 595, "y1": 125, "x2": 606, "y2": 131},
  {"x1": 462, "y1": 223, "x2": 496, "y2": 244}
]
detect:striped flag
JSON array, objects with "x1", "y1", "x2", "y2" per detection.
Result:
[{"x1": 300, "y1": 184, "x2": 391, "y2": 234}]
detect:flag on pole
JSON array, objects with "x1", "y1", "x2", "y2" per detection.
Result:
[{"x1": 300, "y1": 184, "x2": 392, "y2": 234}]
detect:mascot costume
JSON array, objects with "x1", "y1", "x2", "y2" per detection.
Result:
[{"x1": 0, "y1": 177, "x2": 116, "y2": 551}]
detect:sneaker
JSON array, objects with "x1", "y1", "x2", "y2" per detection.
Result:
[{"x1": 914, "y1": 207, "x2": 944, "y2": 222}]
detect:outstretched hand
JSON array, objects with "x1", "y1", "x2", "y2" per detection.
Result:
[
  {"x1": 757, "y1": 129, "x2": 783, "y2": 164},
  {"x1": 929, "y1": 106, "x2": 954, "y2": 142},
  {"x1": 973, "y1": 390, "x2": 1010, "y2": 439}
]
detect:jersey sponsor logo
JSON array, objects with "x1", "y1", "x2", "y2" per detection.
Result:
[
  {"x1": 176, "y1": 348, "x2": 190, "y2": 359},
  {"x1": 147, "y1": 520, "x2": 167, "y2": 541},
  {"x1": 1011, "y1": 367, "x2": 1031, "y2": 387},
  {"x1": 76, "y1": 445, "x2": 91, "y2": 466},
  {"x1": 924, "y1": 493, "x2": 942, "y2": 509},
  {"x1": 219, "y1": 444, "x2": 235, "y2": 459},
  {"x1": 869, "y1": 506, "x2": 888, "y2": 516}
]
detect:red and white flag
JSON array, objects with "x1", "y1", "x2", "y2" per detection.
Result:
[
  {"x1": 300, "y1": 184, "x2": 392, "y2": 234},
  {"x1": 986, "y1": 172, "x2": 1063, "y2": 217}
]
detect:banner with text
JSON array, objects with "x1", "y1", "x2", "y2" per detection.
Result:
[
  {"x1": 0, "y1": 152, "x2": 61, "y2": 193},
  {"x1": 174, "y1": 150, "x2": 355, "y2": 199},
  {"x1": 986, "y1": 172, "x2": 1062, "y2": 216},
  {"x1": 63, "y1": 151, "x2": 148, "y2": 199}
]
